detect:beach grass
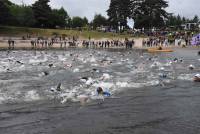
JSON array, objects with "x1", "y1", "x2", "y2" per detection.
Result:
[{"x1": 0, "y1": 26, "x2": 135, "y2": 39}]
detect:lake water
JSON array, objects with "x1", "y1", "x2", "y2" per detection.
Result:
[{"x1": 0, "y1": 48, "x2": 199, "y2": 134}]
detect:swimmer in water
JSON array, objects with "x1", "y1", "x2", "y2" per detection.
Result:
[
  {"x1": 56, "y1": 83, "x2": 62, "y2": 91},
  {"x1": 97, "y1": 87, "x2": 111, "y2": 97},
  {"x1": 194, "y1": 74, "x2": 200, "y2": 82},
  {"x1": 50, "y1": 83, "x2": 62, "y2": 92},
  {"x1": 188, "y1": 64, "x2": 195, "y2": 70}
]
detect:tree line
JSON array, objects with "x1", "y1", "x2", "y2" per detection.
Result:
[
  {"x1": 0, "y1": 0, "x2": 90, "y2": 28},
  {"x1": 107, "y1": 0, "x2": 200, "y2": 30},
  {"x1": 0, "y1": 0, "x2": 199, "y2": 30}
]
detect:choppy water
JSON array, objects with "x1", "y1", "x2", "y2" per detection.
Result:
[{"x1": 0, "y1": 48, "x2": 200, "y2": 134}]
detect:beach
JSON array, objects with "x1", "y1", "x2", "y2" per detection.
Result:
[{"x1": 0, "y1": 37, "x2": 145, "y2": 49}]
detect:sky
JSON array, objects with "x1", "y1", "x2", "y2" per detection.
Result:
[{"x1": 10, "y1": 0, "x2": 200, "y2": 21}]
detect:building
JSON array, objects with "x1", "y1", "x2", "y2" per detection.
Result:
[{"x1": 181, "y1": 23, "x2": 200, "y2": 30}]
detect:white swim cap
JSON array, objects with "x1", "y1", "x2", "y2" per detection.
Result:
[
  {"x1": 189, "y1": 64, "x2": 194, "y2": 67},
  {"x1": 195, "y1": 74, "x2": 200, "y2": 78}
]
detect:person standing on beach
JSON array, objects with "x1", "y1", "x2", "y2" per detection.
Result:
[
  {"x1": 11, "y1": 40, "x2": 15, "y2": 49},
  {"x1": 125, "y1": 38, "x2": 128, "y2": 49},
  {"x1": 64, "y1": 40, "x2": 67, "y2": 49},
  {"x1": 37, "y1": 39, "x2": 40, "y2": 48},
  {"x1": 41, "y1": 40, "x2": 44, "y2": 48},
  {"x1": 30, "y1": 40, "x2": 35, "y2": 49},
  {"x1": 107, "y1": 40, "x2": 110, "y2": 48},
  {"x1": 8, "y1": 38, "x2": 12, "y2": 50},
  {"x1": 45, "y1": 40, "x2": 48, "y2": 49},
  {"x1": 132, "y1": 39, "x2": 135, "y2": 48},
  {"x1": 34, "y1": 39, "x2": 37, "y2": 48},
  {"x1": 60, "y1": 40, "x2": 63, "y2": 48}
]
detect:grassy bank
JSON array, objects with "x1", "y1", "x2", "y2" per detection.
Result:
[{"x1": 0, "y1": 26, "x2": 134, "y2": 39}]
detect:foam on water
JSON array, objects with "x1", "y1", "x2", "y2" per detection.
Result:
[
  {"x1": 93, "y1": 82, "x2": 114, "y2": 89},
  {"x1": 116, "y1": 82, "x2": 129, "y2": 88},
  {"x1": 73, "y1": 68, "x2": 80, "y2": 73},
  {"x1": 0, "y1": 50, "x2": 198, "y2": 105},
  {"x1": 101, "y1": 73, "x2": 111, "y2": 80},
  {"x1": 58, "y1": 55, "x2": 67, "y2": 61},
  {"x1": 29, "y1": 56, "x2": 48, "y2": 64},
  {"x1": 24, "y1": 90, "x2": 40, "y2": 102},
  {"x1": 177, "y1": 74, "x2": 194, "y2": 81},
  {"x1": 89, "y1": 57, "x2": 96, "y2": 62}
]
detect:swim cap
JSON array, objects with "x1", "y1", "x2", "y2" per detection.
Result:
[{"x1": 195, "y1": 74, "x2": 200, "y2": 78}]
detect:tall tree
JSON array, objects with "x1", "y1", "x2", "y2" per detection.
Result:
[
  {"x1": 92, "y1": 14, "x2": 107, "y2": 29},
  {"x1": 133, "y1": 0, "x2": 169, "y2": 29},
  {"x1": 107, "y1": 0, "x2": 118, "y2": 29},
  {"x1": 9, "y1": 5, "x2": 35, "y2": 27},
  {"x1": 71, "y1": 17, "x2": 86, "y2": 28},
  {"x1": 0, "y1": 0, "x2": 12, "y2": 25},
  {"x1": 52, "y1": 7, "x2": 70, "y2": 27},
  {"x1": 192, "y1": 15, "x2": 199, "y2": 23},
  {"x1": 182, "y1": 17, "x2": 186, "y2": 24},
  {"x1": 1, "y1": 0, "x2": 13, "y2": 6},
  {"x1": 107, "y1": 0, "x2": 131, "y2": 31},
  {"x1": 83, "y1": 17, "x2": 89, "y2": 26},
  {"x1": 32, "y1": 0, "x2": 52, "y2": 28},
  {"x1": 176, "y1": 15, "x2": 182, "y2": 26}
]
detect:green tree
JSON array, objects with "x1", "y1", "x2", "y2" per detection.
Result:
[
  {"x1": 182, "y1": 17, "x2": 186, "y2": 24},
  {"x1": 2, "y1": 0, "x2": 13, "y2": 5},
  {"x1": 176, "y1": 15, "x2": 182, "y2": 26},
  {"x1": 71, "y1": 17, "x2": 85, "y2": 28},
  {"x1": 52, "y1": 7, "x2": 70, "y2": 27},
  {"x1": 107, "y1": 0, "x2": 118, "y2": 29},
  {"x1": 133, "y1": 0, "x2": 169, "y2": 29},
  {"x1": 83, "y1": 17, "x2": 89, "y2": 26},
  {"x1": 92, "y1": 14, "x2": 107, "y2": 29},
  {"x1": 107, "y1": 0, "x2": 131, "y2": 31},
  {"x1": 192, "y1": 15, "x2": 199, "y2": 23},
  {"x1": 0, "y1": 0, "x2": 12, "y2": 25},
  {"x1": 9, "y1": 5, "x2": 35, "y2": 27},
  {"x1": 66, "y1": 17, "x2": 72, "y2": 28},
  {"x1": 32, "y1": 0, "x2": 52, "y2": 28},
  {"x1": 166, "y1": 15, "x2": 183, "y2": 27}
]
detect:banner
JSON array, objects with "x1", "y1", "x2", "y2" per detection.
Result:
[{"x1": 191, "y1": 33, "x2": 200, "y2": 45}]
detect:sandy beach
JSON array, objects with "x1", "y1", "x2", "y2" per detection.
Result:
[{"x1": 0, "y1": 36, "x2": 196, "y2": 50}]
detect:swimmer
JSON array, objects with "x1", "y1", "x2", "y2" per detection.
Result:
[
  {"x1": 49, "y1": 64, "x2": 53, "y2": 68},
  {"x1": 63, "y1": 63, "x2": 72, "y2": 68},
  {"x1": 38, "y1": 71, "x2": 49, "y2": 77},
  {"x1": 97, "y1": 87, "x2": 111, "y2": 97},
  {"x1": 159, "y1": 73, "x2": 167, "y2": 78},
  {"x1": 16, "y1": 61, "x2": 23, "y2": 65},
  {"x1": 193, "y1": 74, "x2": 200, "y2": 82},
  {"x1": 188, "y1": 64, "x2": 195, "y2": 70},
  {"x1": 56, "y1": 83, "x2": 62, "y2": 91},
  {"x1": 50, "y1": 83, "x2": 62, "y2": 92},
  {"x1": 43, "y1": 71, "x2": 49, "y2": 76},
  {"x1": 80, "y1": 77, "x2": 88, "y2": 83},
  {"x1": 173, "y1": 58, "x2": 178, "y2": 62},
  {"x1": 92, "y1": 68, "x2": 99, "y2": 73}
]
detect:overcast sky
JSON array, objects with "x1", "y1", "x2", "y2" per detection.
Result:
[{"x1": 10, "y1": 0, "x2": 200, "y2": 21}]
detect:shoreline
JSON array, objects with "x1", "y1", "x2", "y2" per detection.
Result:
[
  {"x1": 0, "y1": 37, "x2": 200, "y2": 51},
  {"x1": 0, "y1": 47, "x2": 199, "y2": 53}
]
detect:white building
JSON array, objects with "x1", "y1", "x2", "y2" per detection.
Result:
[{"x1": 181, "y1": 23, "x2": 199, "y2": 30}]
